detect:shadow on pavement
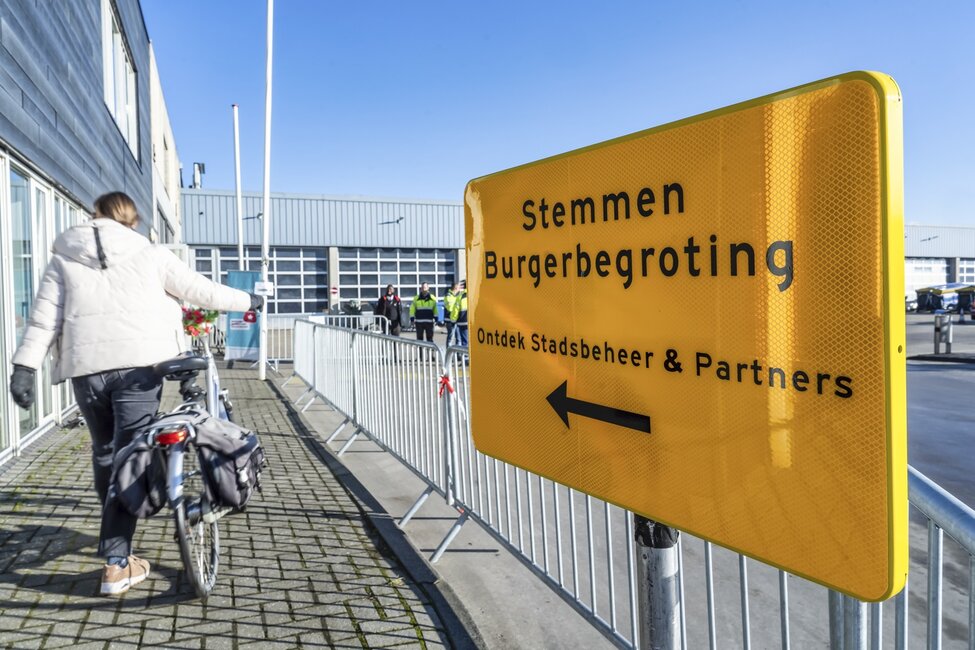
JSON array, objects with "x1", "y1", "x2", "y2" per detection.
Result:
[
  {"x1": 269, "y1": 379, "x2": 484, "y2": 650},
  {"x1": 0, "y1": 522, "x2": 196, "y2": 610}
]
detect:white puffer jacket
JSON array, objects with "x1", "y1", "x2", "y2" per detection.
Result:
[{"x1": 12, "y1": 218, "x2": 251, "y2": 382}]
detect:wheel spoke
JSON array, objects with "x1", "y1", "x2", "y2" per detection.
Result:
[{"x1": 174, "y1": 446, "x2": 220, "y2": 597}]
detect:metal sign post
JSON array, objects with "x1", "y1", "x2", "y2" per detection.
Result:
[
  {"x1": 634, "y1": 516, "x2": 681, "y2": 650},
  {"x1": 258, "y1": 0, "x2": 274, "y2": 381}
]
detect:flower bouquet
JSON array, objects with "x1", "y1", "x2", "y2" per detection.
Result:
[{"x1": 182, "y1": 307, "x2": 219, "y2": 338}]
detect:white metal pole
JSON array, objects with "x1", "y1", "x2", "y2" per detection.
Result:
[
  {"x1": 233, "y1": 104, "x2": 244, "y2": 265},
  {"x1": 259, "y1": 0, "x2": 274, "y2": 381}
]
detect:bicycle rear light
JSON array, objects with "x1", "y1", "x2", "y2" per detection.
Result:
[{"x1": 156, "y1": 426, "x2": 189, "y2": 445}]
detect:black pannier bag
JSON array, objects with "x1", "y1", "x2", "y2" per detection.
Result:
[
  {"x1": 113, "y1": 409, "x2": 267, "y2": 518},
  {"x1": 112, "y1": 432, "x2": 168, "y2": 519},
  {"x1": 193, "y1": 415, "x2": 268, "y2": 512}
]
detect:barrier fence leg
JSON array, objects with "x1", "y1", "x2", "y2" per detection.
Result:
[
  {"x1": 293, "y1": 387, "x2": 314, "y2": 406},
  {"x1": 431, "y1": 510, "x2": 469, "y2": 563},
  {"x1": 325, "y1": 418, "x2": 350, "y2": 444},
  {"x1": 281, "y1": 373, "x2": 295, "y2": 387},
  {"x1": 300, "y1": 395, "x2": 318, "y2": 412},
  {"x1": 400, "y1": 485, "x2": 435, "y2": 528},
  {"x1": 635, "y1": 516, "x2": 681, "y2": 650},
  {"x1": 337, "y1": 428, "x2": 361, "y2": 457}
]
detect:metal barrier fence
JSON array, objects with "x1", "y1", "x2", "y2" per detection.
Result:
[
  {"x1": 319, "y1": 314, "x2": 389, "y2": 331},
  {"x1": 207, "y1": 313, "x2": 307, "y2": 365},
  {"x1": 210, "y1": 313, "x2": 388, "y2": 367},
  {"x1": 291, "y1": 319, "x2": 975, "y2": 649}
]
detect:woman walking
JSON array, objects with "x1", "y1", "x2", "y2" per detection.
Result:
[{"x1": 8, "y1": 192, "x2": 260, "y2": 596}]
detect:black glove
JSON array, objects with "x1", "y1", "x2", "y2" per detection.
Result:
[
  {"x1": 9, "y1": 365, "x2": 35, "y2": 410},
  {"x1": 249, "y1": 293, "x2": 264, "y2": 311}
]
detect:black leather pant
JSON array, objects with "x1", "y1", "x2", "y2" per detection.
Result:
[{"x1": 72, "y1": 366, "x2": 161, "y2": 558}]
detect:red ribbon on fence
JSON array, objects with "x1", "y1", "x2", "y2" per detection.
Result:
[{"x1": 439, "y1": 374, "x2": 454, "y2": 397}]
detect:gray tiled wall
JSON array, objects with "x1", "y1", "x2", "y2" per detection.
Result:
[{"x1": 0, "y1": 0, "x2": 152, "y2": 232}]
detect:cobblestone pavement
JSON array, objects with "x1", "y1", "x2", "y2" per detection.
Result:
[{"x1": 0, "y1": 367, "x2": 453, "y2": 649}]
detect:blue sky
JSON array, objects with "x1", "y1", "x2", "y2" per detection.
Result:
[{"x1": 143, "y1": 1, "x2": 974, "y2": 225}]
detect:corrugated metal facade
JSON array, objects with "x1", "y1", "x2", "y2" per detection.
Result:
[
  {"x1": 182, "y1": 189, "x2": 464, "y2": 248},
  {"x1": 905, "y1": 224, "x2": 975, "y2": 259}
]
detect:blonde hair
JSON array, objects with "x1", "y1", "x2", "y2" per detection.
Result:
[{"x1": 93, "y1": 192, "x2": 139, "y2": 227}]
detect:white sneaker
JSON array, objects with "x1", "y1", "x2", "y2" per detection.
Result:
[{"x1": 99, "y1": 555, "x2": 150, "y2": 596}]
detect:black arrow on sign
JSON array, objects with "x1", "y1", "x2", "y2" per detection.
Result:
[{"x1": 546, "y1": 381, "x2": 651, "y2": 434}]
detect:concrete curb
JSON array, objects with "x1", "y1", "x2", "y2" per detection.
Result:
[
  {"x1": 267, "y1": 379, "x2": 486, "y2": 650},
  {"x1": 908, "y1": 354, "x2": 975, "y2": 364}
]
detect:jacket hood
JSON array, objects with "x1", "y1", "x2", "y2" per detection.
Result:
[{"x1": 54, "y1": 218, "x2": 151, "y2": 269}]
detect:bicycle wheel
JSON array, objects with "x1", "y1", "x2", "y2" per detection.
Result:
[{"x1": 173, "y1": 444, "x2": 220, "y2": 599}]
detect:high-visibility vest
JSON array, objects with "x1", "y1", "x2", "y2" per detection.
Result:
[
  {"x1": 444, "y1": 290, "x2": 459, "y2": 323},
  {"x1": 450, "y1": 291, "x2": 468, "y2": 323},
  {"x1": 410, "y1": 294, "x2": 438, "y2": 323}
]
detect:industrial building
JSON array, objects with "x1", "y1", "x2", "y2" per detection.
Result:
[
  {"x1": 903, "y1": 225, "x2": 975, "y2": 297},
  {"x1": 181, "y1": 188, "x2": 464, "y2": 313}
]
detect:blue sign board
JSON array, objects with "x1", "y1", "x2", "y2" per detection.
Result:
[{"x1": 225, "y1": 271, "x2": 261, "y2": 361}]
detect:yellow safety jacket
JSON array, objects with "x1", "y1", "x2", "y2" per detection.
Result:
[
  {"x1": 444, "y1": 290, "x2": 459, "y2": 323},
  {"x1": 449, "y1": 290, "x2": 468, "y2": 324},
  {"x1": 410, "y1": 293, "x2": 438, "y2": 323}
]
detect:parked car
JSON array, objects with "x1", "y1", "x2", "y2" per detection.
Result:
[{"x1": 916, "y1": 284, "x2": 967, "y2": 311}]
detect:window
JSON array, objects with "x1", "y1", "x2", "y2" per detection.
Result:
[
  {"x1": 10, "y1": 169, "x2": 37, "y2": 434},
  {"x1": 102, "y1": 0, "x2": 138, "y2": 158},
  {"x1": 194, "y1": 248, "x2": 213, "y2": 276},
  {"x1": 337, "y1": 248, "x2": 457, "y2": 304},
  {"x1": 158, "y1": 212, "x2": 174, "y2": 244},
  {"x1": 958, "y1": 259, "x2": 975, "y2": 284},
  {"x1": 163, "y1": 137, "x2": 171, "y2": 189},
  {"x1": 53, "y1": 196, "x2": 75, "y2": 415},
  {"x1": 1, "y1": 162, "x2": 90, "y2": 445},
  {"x1": 33, "y1": 187, "x2": 55, "y2": 421},
  {"x1": 204, "y1": 246, "x2": 329, "y2": 315}
]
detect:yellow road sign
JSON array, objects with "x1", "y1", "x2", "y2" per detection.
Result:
[{"x1": 465, "y1": 72, "x2": 906, "y2": 601}]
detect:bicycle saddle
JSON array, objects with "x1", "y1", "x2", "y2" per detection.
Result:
[{"x1": 153, "y1": 352, "x2": 208, "y2": 379}]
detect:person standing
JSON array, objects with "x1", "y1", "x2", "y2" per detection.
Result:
[
  {"x1": 7, "y1": 192, "x2": 259, "y2": 596},
  {"x1": 374, "y1": 284, "x2": 402, "y2": 336},
  {"x1": 409, "y1": 283, "x2": 438, "y2": 352},
  {"x1": 454, "y1": 280, "x2": 470, "y2": 347},
  {"x1": 443, "y1": 282, "x2": 460, "y2": 346}
]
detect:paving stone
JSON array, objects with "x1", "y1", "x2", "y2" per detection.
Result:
[{"x1": 0, "y1": 366, "x2": 452, "y2": 648}]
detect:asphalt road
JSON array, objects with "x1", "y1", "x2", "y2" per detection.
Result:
[{"x1": 905, "y1": 313, "x2": 975, "y2": 505}]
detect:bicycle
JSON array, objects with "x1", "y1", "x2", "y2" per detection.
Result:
[{"x1": 143, "y1": 337, "x2": 235, "y2": 599}]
